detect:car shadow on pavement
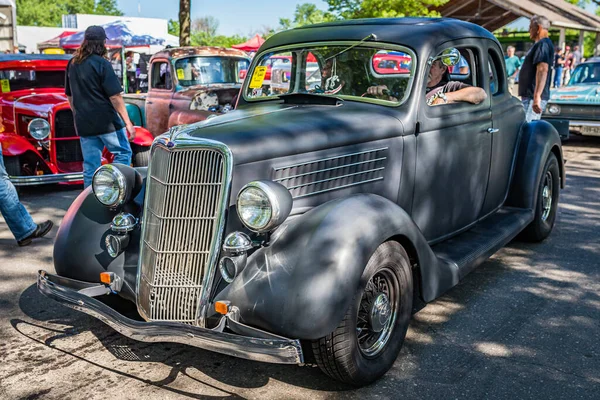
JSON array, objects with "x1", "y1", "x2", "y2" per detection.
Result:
[{"x1": 12, "y1": 284, "x2": 353, "y2": 395}]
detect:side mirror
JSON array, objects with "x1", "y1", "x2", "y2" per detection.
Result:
[{"x1": 428, "y1": 48, "x2": 461, "y2": 67}]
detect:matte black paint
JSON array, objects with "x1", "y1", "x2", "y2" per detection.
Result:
[
  {"x1": 214, "y1": 194, "x2": 450, "y2": 340},
  {"x1": 50, "y1": 19, "x2": 564, "y2": 343}
]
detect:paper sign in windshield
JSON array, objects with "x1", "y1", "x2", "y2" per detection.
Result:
[
  {"x1": 249, "y1": 66, "x2": 268, "y2": 89},
  {"x1": 176, "y1": 69, "x2": 185, "y2": 80},
  {"x1": 1, "y1": 79, "x2": 10, "y2": 93}
]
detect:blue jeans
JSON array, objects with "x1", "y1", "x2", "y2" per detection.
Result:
[
  {"x1": 522, "y1": 98, "x2": 548, "y2": 123},
  {"x1": 0, "y1": 147, "x2": 37, "y2": 241},
  {"x1": 553, "y1": 67, "x2": 563, "y2": 87},
  {"x1": 80, "y1": 128, "x2": 132, "y2": 188}
]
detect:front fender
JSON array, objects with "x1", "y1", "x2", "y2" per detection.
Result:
[
  {"x1": 506, "y1": 120, "x2": 564, "y2": 210},
  {"x1": 53, "y1": 187, "x2": 141, "y2": 302},
  {"x1": 214, "y1": 194, "x2": 447, "y2": 340},
  {"x1": 132, "y1": 127, "x2": 153, "y2": 146},
  {"x1": 168, "y1": 110, "x2": 210, "y2": 129},
  {"x1": 0, "y1": 133, "x2": 38, "y2": 156}
]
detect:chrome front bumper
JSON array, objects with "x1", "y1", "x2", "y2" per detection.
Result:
[
  {"x1": 37, "y1": 270, "x2": 303, "y2": 364},
  {"x1": 10, "y1": 172, "x2": 83, "y2": 186}
]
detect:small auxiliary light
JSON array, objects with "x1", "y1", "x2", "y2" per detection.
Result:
[{"x1": 215, "y1": 301, "x2": 230, "y2": 315}]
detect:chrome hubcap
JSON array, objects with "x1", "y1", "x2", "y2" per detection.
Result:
[
  {"x1": 541, "y1": 171, "x2": 553, "y2": 222},
  {"x1": 369, "y1": 293, "x2": 391, "y2": 333},
  {"x1": 357, "y1": 268, "x2": 398, "y2": 358}
]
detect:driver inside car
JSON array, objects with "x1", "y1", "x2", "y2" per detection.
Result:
[{"x1": 367, "y1": 59, "x2": 487, "y2": 105}]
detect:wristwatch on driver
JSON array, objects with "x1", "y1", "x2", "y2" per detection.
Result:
[{"x1": 437, "y1": 92, "x2": 448, "y2": 104}]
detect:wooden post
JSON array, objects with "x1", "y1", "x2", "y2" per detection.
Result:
[
  {"x1": 578, "y1": 30, "x2": 585, "y2": 56},
  {"x1": 595, "y1": 33, "x2": 600, "y2": 56},
  {"x1": 559, "y1": 28, "x2": 566, "y2": 51}
]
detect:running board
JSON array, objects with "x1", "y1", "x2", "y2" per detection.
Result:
[{"x1": 432, "y1": 207, "x2": 534, "y2": 281}]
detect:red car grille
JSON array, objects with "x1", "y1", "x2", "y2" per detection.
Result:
[{"x1": 54, "y1": 110, "x2": 83, "y2": 164}]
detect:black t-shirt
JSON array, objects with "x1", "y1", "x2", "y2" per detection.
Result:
[
  {"x1": 65, "y1": 54, "x2": 125, "y2": 137},
  {"x1": 518, "y1": 38, "x2": 554, "y2": 100}
]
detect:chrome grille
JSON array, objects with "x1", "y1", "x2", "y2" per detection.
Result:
[{"x1": 137, "y1": 143, "x2": 230, "y2": 324}]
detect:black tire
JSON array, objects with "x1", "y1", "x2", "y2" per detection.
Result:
[
  {"x1": 3, "y1": 156, "x2": 22, "y2": 194},
  {"x1": 132, "y1": 145, "x2": 150, "y2": 167},
  {"x1": 311, "y1": 241, "x2": 413, "y2": 386},
  {"x1": 3, "y1": 155, "x2": 21, "y2": 176},
  {"x1": 520, "y1": 153, "x2": 560, "y2": 242}
]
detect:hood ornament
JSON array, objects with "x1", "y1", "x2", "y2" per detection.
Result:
[{"x1": 166, "y1": 125, "x2": 186, "y2": 148}]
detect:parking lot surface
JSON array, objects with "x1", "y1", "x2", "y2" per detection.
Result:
[{"x1": 0, "y1": 136, "x2": 599, "y2": 400}]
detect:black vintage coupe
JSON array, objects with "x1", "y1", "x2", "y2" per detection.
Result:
[{"x1": 39, "y1": 18, "x2": 564, "y2": 386}]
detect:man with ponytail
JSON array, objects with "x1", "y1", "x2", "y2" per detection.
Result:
[{"x1": 65, "y1": 26, "x2": 136, "y2": 188}]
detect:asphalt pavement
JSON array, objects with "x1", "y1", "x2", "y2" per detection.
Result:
[{"x1": 0, "y1": 136, "x2": 599, "y2": 400}]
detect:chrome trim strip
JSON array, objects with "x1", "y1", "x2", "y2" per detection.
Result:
[
  {"x1": 9, "y1": 172, "x2": 83, "y2": 186},
  {"x1": 286, "y1": 167, "x2": 385, "y2": 190},
  {"x1": 274, "y1": 157, "x2": 387, "y2": 181},
  {"x1": 567, "y1": 120, "x2": 600, "y2": 127},
  {"x1": 274, "y1": 147, "x2": 389, "y2": 171},
  {"x1": 293, "y1": 176, "x2": 384, "y2": 199},
  {"x1": 38, "y1": 270, "x2": 303, "y2": 364}
]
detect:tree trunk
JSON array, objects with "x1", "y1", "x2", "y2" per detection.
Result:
[{"x1": 179, "y1": 0, "x2": 191, "y2": 47}]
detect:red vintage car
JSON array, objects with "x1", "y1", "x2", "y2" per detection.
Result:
[
  {"x1": 239, "y1": 55, "x2": 292, "y2": 81},
  {"x1": 372, "y1": 52, "x2": 411, "y2": 74},
  {"x1": 0, "y1": 54, "x2": 153, "y2": 186}
]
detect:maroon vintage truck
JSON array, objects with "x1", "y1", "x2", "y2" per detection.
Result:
[
  {"x1": 123, "y1": 47, "x2": 250, "y2": 136},
  {"x1": 0, "y1": 54, "x2": 153, "y2": 186}
]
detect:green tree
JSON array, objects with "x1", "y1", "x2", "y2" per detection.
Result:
[
  {"x1": 326, "y1": 0, "x2": 449, "y2": 19},
  {"x1": 192, "y1": 16, "x2": 219, "y2": 37},
  {"x1": 17, "y1": 0, "x2": 122, "y2": 27},
  {"x1": 168, "y1": 19, "x2": 180, "y2": 36}
]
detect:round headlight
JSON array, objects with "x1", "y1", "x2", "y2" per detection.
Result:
[
  {"x1": 92, "y1": 165, "x2": 127, "y2": 207},
  {"x1": 28, "y1": 118, "x2": 50, "y2": 140},
  {"x1": 236, "y1": 181, "x2": 293, "y2": 233},
  {"x1": 547, "y1": 104, "x2": 561, "y2": 115}
]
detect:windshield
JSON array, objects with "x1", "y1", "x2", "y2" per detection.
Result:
[
  {"x1": 245, "y1": 44, "x2": 414, "y2": 105},
  {"x1": 174, "y1": 56, "x2": 249, "y2": 86},
  {"x1": 0, "y1": 70, "x2": 65, "y2": 92},
  {"x1": 568, "y1": 62, "x2": 600, "y2": 85}
]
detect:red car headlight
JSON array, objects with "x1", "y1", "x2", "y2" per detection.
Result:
[{"x1": 28, "y1": 118, "x2": 51, "y2": 140}]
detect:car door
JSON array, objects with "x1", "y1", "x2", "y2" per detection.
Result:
[
  {"x1": 146, "y1": 59, "x2": 174, "y2": 135},
  {"x1": 480, "y1": 42, "x2": 525, "y2": 215},
  {"x1": 411, "y1": 42, "x2": 493, "y2": 242}
]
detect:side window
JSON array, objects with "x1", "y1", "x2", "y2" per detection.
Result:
[
  {"x1": 151, "y1": 61, "x2": 172, "y2": 90},
  {"x1": 427, "y1": 47, "x2": 482, "y2": 107},
  {"x1": 488, "y1": 49, "x2": 505, "y2": 96}
]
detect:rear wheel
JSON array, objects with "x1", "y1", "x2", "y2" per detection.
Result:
[
  {"x1": 520, "y1": 153, "x2": 560, "y2": 242},
  {"x1": 311, "y1": 241, "x2": 413, "y2": 386}
]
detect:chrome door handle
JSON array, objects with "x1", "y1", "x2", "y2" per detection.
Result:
[{"x1": 488, "y1": 128, "x2": 500, "y2": 133}]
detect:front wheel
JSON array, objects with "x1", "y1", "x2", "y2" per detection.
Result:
[
  {"x1": 311, "y1": 241, "x2": 413, "y2": 386},
  {"x1": 520, "y1": 153, "x2": 560, "y2": 242}
]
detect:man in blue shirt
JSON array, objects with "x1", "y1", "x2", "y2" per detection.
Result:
[{"x1": 65, "y1": 26, "x2": 136, "y2": 188}]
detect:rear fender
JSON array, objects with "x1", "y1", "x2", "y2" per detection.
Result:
[
  {"x1": 125, "y1": 103, "x2": 143, "y2": 127},
  {"x1": 506, "y1": 120, "x2": 564, "y2": 210},
  {"x1": 214, "y1": 194, "x2": 453, "y2": 340}
]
